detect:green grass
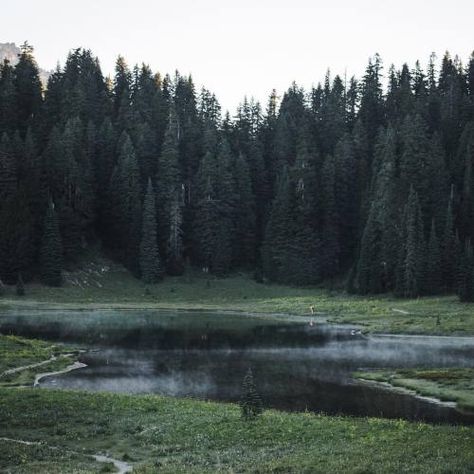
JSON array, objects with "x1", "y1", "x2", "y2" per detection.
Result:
[
  {"x1": 354, "y1": 368, "x2": 474, "y2": 413},
  {"x1": 1, "y1": 388, "x2": 473, "y2": 473},
  {"x1": 0, "y1": 438, "x2": 103, "y2": 474},
  {"x1": 0, "y1": 335, "x2": 79, "y2": 387},
  {"x1": 1, "y1": 268, "x2": 474, "y2": 335},
  {"x1": 1, "y1": 328, "x2": 473, "y2": 472}
]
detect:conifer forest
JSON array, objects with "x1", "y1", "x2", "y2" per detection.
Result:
[{"x1": 1, "y1": 43, "x2": 474, "y2": 301}]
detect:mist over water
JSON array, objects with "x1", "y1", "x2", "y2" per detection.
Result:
[{"x1": 1, "y1": 309, "x2": 473, "y2": 424}]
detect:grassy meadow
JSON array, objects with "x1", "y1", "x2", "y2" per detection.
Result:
[
  {"x1": 0, "y1": 265, "x2": 473, "y2": 336},
  {"x1": 355, "y1": 368, "x2": 474, "y2": 414},
  {"x1": 1, "y1": 265, "x2": 474, "y2": 472},
  {"x1": 1, "y1": 386, "x2": 474, "y2": 473}
]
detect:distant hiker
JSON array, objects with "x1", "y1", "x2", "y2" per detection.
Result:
[{"x1": 309, "y1": 305, "x2": 315, "y2": 314}]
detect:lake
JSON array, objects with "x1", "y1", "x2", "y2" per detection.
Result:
[{"x1": 1, "y1": 308, "x2": 473, "y2": 424}]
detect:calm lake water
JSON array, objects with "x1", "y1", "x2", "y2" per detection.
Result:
[{"x1": 1, "y1": 309, "x2": 474, "y2": 424}]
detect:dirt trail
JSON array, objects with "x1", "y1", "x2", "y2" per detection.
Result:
[
  {"x1": 0, "y1": 437, "x2": 133, "y2": 473},
  {"x1": 34, "y1": 361, "x2": 87, "y2": 387},
  {"x1": 0, "y1": 358, "x2": 132, "y2": 471},
  {"x1": 0, "y1": 355, "x2": 57, "y2": 378},
  {"x1": 92, "y1": 454, "x2": 133, "y2": 473},
  {"x1": 391, "y1": 308, "x2": 410, "y2": 315}
]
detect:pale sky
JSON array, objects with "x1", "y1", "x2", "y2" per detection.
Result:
[{"x1": 3, "y1": 0, "x2": 474, "y2": 113}]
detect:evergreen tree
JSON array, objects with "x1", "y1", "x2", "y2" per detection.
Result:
[
  {"x1": 239, "y1": 368, "x2": 263, "y2": 420},
  {"x1": 95, "y1": 117, "x2": 116, "y2": 193},
  {"x1": 0, "y1": 192, "x2": 35, "y2": 283},
  {"x1": 140, "y1": 179, "x2": 163, "y2": 283},
  {"x1": 287, "y1": 145, "x2": 322, "y2": 285},
  {"x1": 167, "y1": 197, "x2": 184, "y2": 275},
  {"x1": 425, "y1": 219, "x2": 442, "y2": 295},
  {"x1": 193, "y1": 138, "x2": 234, "y2": 275},
  {"x1": 193, "y1": 151, "x2": 219, "y2": 271},
  {"x1": 0, "y1": 44, "x2": 472, "y2": 301},
  {"x1": 233, "y1": 153, "x2": 257, "y2": 267},
  {"x1": 321, "y1": 155, "x2": 340, "y2": 277},
  {"x1": 261, "y1": 167, "x2": 292, "y2": 282},
  {"x1": 397, "y1": 187, "x2": 425, "y2": 298},
  {"x1": 442, "y1": 194, "x2": 456, "y2": 290},
  {"x1": 16, "y1": 273, "x2": 25, "y2": 296},
  {"x1": 334, "y1": 134, "x2": 358, "y2": 267},
  {"x1": 0, "y1": 59, "x2": 17, "y2": 134},
  {"x1": 14, "y1": 42, "x2": 42, "y2": 133},
  {"x1": 357, "y1": 126, "x2": 401, "y2": 293},
  {"x1": 107, "y1": 132, "x2": 142, "y2": 273},
  {"x1": 358, "y1": 54, "x2": 385, "y2": 160},
  {"x1": 113, "y1": 56, "x2": 133, "y2": 131},
  {"x1": 40, "y1": 201, "x2": 63, "y2": 287},
  {"x1": 355, "y1": 203, "x2": 383, "y2": 294},
  {"x1": 458, "y1": 240, "x2": 474, "y2": 302},
  {"x1": 456, "y1": 122, "x2": 474, "y2": 238},
  {"x1": 158, "y1": 105, "x2": 182, "y2": 257}
]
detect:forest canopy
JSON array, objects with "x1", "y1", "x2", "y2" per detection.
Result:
[{"x1": 1, "y1": 43, "x2": 474, "y2": 300}]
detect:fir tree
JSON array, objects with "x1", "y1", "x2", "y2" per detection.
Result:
[
  {"x1": 0, "y1": 44, "x2": 472, "y2": 300},
  {"x1": 14, "y1": 42, "x2": 42, "y2": 133},
  {"x1": 442, "y1": 194, "x2": 456, "y2": 291},
  {"x1": 16, "y1": 273, "x2": 25, "y2": 296},
  {"x1": 458, "y1": 240, "x2": 474, "y2": 302},
  {"x1": 167, "y1": 197, "x2": 184, "y2": 275},
  {"x1": 107, "y1": 132, "x2": 142, "y2": 273},
  {"x1": 261, "y1": 167, "x2": 292, "y2": 282},
  {"x1": 139, "y1": 179, "x2": 163, "y2": 283},
  {"x1": 355, "y1": 203, "x2": 383, "y2": 294},
  {"x1": 158, "y1": 105, "x2": 181, "y2": 256},
  {"x1": 233, "y1": 152, "x2": 257, "y2": 267},
  {"x1": 0, "y1": 59, "x2": 17, "y2": 134},
  {"x1": 397, "y1": 187, "x2": 425, "y2": 298},
  {"x1": 321, "y1": 155, "x2": 340, "y2": 277},
  {"x1": 355, "y1": 127, "x2": 400, "y2": 293},
  {"x1": 425, "y1": 219, "x2": 442, "y2": 295},
  {"x1": 40, "y1": 201, "x2": 63, "y2": 287},
  {"x1": 239, "y1": 368, "x2": 263, "y2": 420}
]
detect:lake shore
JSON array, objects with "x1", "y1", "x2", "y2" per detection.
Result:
[
  {"x1": 1, "y1": 386, "x2": 474, "y2": 473},
  {"x1": 1, "y1": 271, "x2": 474, "y2": 336},
  {"x1": 1, "y1": 329, "x2": 474, "y2": 472},
  {"x1": 354, "y1": 368, "x2": 474, "y2": 414}
]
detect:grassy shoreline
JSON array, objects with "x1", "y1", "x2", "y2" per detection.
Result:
[
  {"x1": 1, "y1": 332, "x2": 474, "y2": 472},
  {"x1": 0, "y1": 335, "x2": 81, "y2": 388},
  {"x1": 2, "y1": 270, "x2": 474, "y2": 471},
  {"x1": 1, "y1": 271, "x2": 474, "y2": 336},
  {"x1": 1, "y1": 387, "x2": 474, "y2": 473},
  {"x1": 354, "y1": 368, "x2": 474, "y2": 414}
]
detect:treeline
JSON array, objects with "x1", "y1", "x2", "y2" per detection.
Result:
[{"x1": 1, "y1": 43, "x2": 474, "y2": 300}]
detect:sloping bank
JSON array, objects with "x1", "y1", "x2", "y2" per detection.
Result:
[
  {"x1": 354, "y1": 368, "x2": 474, "y2": 415},
  {"x1": 1, "y1": 388, "x2": 474, "y2": 473}
]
